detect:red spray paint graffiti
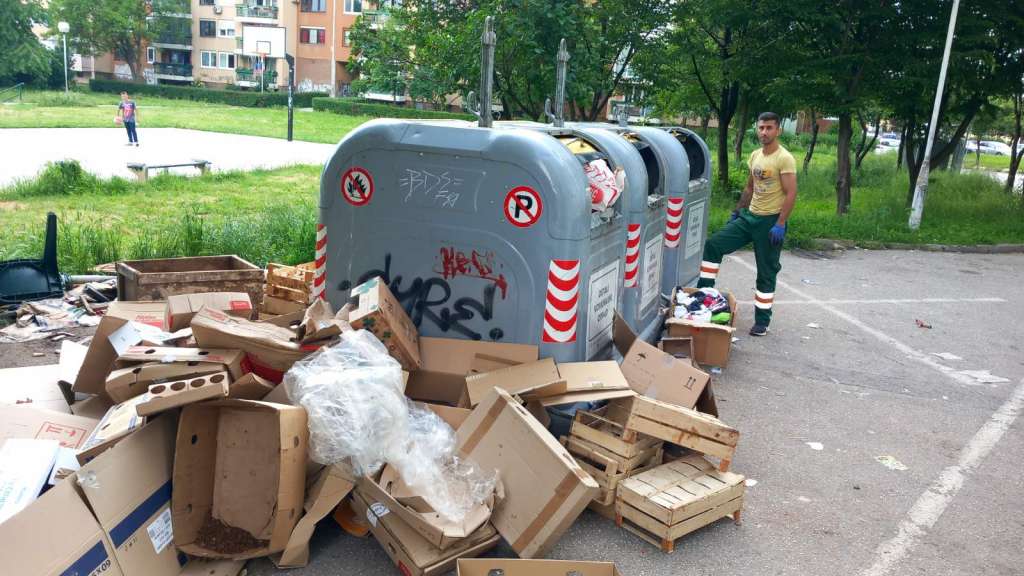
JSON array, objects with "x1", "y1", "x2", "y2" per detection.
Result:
[{"x1": 437, "y1": 247, "x2": 509, "y2": 299}]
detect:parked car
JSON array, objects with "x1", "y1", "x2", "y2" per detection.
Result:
[{"x1": 968, "y1": 140, "x2": 1013, "y2": 155}]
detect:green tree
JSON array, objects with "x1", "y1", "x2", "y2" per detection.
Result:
[{"x1": 0, "y1": 0, "x2": 52, "y2": 86}]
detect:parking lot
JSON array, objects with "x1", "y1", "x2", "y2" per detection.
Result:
[{"x1": 244, "y1": 247, "x2": 1024, "y2": 576}]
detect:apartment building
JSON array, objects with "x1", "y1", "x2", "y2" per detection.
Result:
[
  {"x1": 295, "y1": 0, "x2": 390, "y2": 95},
  {"x1": 190, "y1": 0, "x2": 297, "y2": 89}
]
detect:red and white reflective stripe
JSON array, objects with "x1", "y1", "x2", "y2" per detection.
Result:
[
  {"x1": 624, "y1": 224, "x2": 641, "y2": 287},
  {"x1": 664, "y1": 198, "x2": 684, "y2": 248},
  {"x1": 699, "y1": 260, "x2": 720, "y2": 280},
  {"x1": 542, "y1": 259, "x2": 580, "y2": 343},
  {"x1": 312, "y1": 223, "x2": 327, "y2": 301},
  {"x1": 754, "y1": 290, "x2": 774, "y2": 309}
]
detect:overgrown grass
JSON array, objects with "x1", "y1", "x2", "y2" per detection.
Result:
[
  {"x1": 0, "y1": 88, "x2": 372, "y2": 144},
  {"x1": 0, "y1": 162, "x2": 319, "y2": 274}
]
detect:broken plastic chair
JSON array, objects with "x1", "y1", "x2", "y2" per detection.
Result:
[{"x1": 0, "y1": 212, "x2": 68, "y2": 306}]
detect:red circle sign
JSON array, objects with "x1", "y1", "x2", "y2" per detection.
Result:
[
  {"x1": 341, "y1": 166, "x2": 374, "y2": 206},
  {"x1": 504, "y1": 186, "x2": 543, "y2": 228}
]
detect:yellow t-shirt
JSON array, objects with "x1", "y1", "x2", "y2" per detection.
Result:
[{"x1": 748, "y1": 146, "x2": 796, "y2": 216}]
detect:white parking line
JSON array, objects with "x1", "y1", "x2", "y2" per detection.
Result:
[
  {"x1": 859, "y1": 378, "x2": 1024, "y2": 576},
  {"x1": 735, "y1": 297, "x2": 1006, "y2": 305}
]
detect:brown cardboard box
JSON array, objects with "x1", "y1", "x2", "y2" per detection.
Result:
[
  {"x1": 0, "y1": 405, "x2": 98, "y2": 449},
  {"x1": 524, "y1": 361, "x2": 632, "y2": 400},
  {"x1": 620, "y1": 339, "x2": 709, "y2": 409},
  {"x1": 76, "y1": 416, "x2": 184, "y2": 576},
  {"x1": 665, "y1": 288, "x2": 738, "y2": 367},
  {"x1": 167, "y1": 292, "x2": 254, "y2": 331},
  {"x1": 180, "y1": 558, "x2": 247, "y2": 576},
  {"x1": 659, "y1": 336, "x2": 695, "y2": 361},
  {"x1": 114, "y1": 346, "x2": 247, "y2": 381},
  {"x1": 463, "y1": 357, "x2": 564, "y2": 407},
  {"x1": 172, "y1": 399, "x2": 309, "y2": 559},
  {"x1": 344, "y1": 277, "x2": 421, "y2": 370},
  {"x1": 76, "y1": 395, "x2": 147, "y2": 465},
  {"x1": 297, "y1": 298, "x2": 350, "y2": 344},
  {"x1": 190, "y1": 307, "x2": 315, "y2": 383},
  {"x1": 0, "y1": 475, "x2": 125, "y2": 576},
  {"x1": 106, "y1": 360, "x2": 227, "y2": 403},
  {"x1": 135, "y1": 372, "x2": 230, "y2": 417},
  {"x1": 408, "y1": 338, "x2": 538, "y2": 406},
  {"x1": 457, "y1": 558, "x2": 622, "y2": 576},
  {"x1": 271, "y1": 463, "x2": 356, "y2": 568},
  {"x1": 73, "y1": 301, "x2": 169, "y2": 397},
  {"x1": 455, "y1": 388, "x2": 600, "y2": 558},
  {"x1": 228, "y1": 372, "x2": 276, "y2": 400},
  {"x1": 351, "y1": 489, "x2": 499, "y2": 576},
  {"x1": 0, "y1": 364, "x2": 73, "y2": 413}
]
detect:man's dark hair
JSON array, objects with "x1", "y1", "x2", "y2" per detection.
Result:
[
  {"x1": 120, "y1": 91, "x2": 128, "y2": 95},
  {"x1": 757, "y1": 112, "x2": 781, "y2": 126}
]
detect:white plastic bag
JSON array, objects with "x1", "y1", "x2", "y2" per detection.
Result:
[
  {"x1": 585, "y1": 159, "x2": 624, "y2": 211},
  {"x1": 283, "y1": 330, "x2": 496, "y2": 522}
]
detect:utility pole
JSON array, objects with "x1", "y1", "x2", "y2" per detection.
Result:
[
  {"x1": 330, "y1": 0, "x2": 337, "y2": 97},
  {"x1": 286, "y1": 53, "x2": 295, "y2": 141},
  {"x1": 909, "y1": 0, "x2": 961, "y2": 230},
  {"x1": 58, "y1": 21, "x2": 70, "y2": 94}
]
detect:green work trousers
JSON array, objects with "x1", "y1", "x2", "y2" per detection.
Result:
[{"x1": 696, "y1": 209, "x2": 782, "y2": 326}]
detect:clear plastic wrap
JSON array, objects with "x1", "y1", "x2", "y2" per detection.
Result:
[{"x1": 283, "y1": 329, "x2": 496, "y2": 522}]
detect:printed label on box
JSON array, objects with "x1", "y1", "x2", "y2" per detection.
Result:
[
  {"x1": 366, "y1": 501, "x2": 390, "y2": 527},
  {"x1": 146, "y1": 507, "x2": 173, "y2": 554}
]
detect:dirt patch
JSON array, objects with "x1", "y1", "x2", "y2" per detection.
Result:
[
  {"x1": 0, "y1": 325, "x2": 96, "y2": 370},
  {"x1": 0, "y1": 201, "x2": 24, "y2": 211},
  {"x1": 194, "y1": 516, "x2": 269, "y2": 556}
]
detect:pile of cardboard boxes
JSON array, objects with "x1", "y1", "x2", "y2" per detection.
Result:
[{"x1": 0, "y1": 263, "x2": 747, "y2": 575}]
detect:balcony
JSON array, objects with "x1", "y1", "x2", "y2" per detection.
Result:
[
  {"x1": 151, "y1": 18, "x2": 193, "y2": 48},
  {"x1": 236, "y1": 3, "x2": 279, "y2": 20},
  {"x1": 153, "y1": 62, "x2": 193, "y2": 80},
  {"x1": 363, "y1": 10, "x2": 389, "y2": 29},
  {"x1": 236, "y1": 68, "x2": 278, "y2": 87}
]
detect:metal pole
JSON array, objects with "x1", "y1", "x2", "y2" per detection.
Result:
[
  {"x1": 478, "y1": 16, "x2": 495, "y2": 128},
  {"x1": 330, "y1": 0, "x2": 337, "y2": 97},
  {"x1": 62, "y1": 34, "x2": 69, "y2": 94},
  {"x1": 553, "y1": 38, "x2": 568, "y2": 128},
  {"x1": 909, "y1": 0, "x2": 960, "y2": 230},
  {"x1": 286, "y1": 54, "x2": 295, "y2": 141}
]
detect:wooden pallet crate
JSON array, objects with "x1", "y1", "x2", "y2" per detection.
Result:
[
  {"x1": 618, "y1": 395, "x2": 739, "y2": 472},
  {"x1": 562, "y1": 435, "x2": 663, "y2": 506},
  {"x1": 570, "y1": 403, "x2": 662, "y2": 461},
  {"x1": 615, "y1": 454, "x2": 744, "y2": 553},
  {"x1": 267, "y1": 262, "x2": 316, "y2": 291}
]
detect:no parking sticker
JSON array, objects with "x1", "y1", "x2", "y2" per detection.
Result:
[
  {"x1": 341, "y1": 166, "x2": 374, "y2": 206},
  {"x1": 504, "y1": 186, "x2": 543, "y2": 228}
]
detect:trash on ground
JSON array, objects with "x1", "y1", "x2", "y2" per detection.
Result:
[
  {"x1": 875, "y1": 455, "x2": 909, "y2": 471},
  {"x1": 801, "y1": 278, "x2": 819, "y2": 285},
  {"x1": 957, "y1": 370, "x2": 1010, "y2": 384},
  {"x1": 806, "y1": 442, "x2": 824, "y2": 451},
  {"x1": 932, "y1": 352, "x2": 963, "y2": 361},
  {"x1": 806, "y1": 322, "x2": 821, "y2": 329},
  {"x1": 915, "y1": 319, "x2": 932, "y2": 329}
]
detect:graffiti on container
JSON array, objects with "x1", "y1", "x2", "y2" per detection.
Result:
[
  {"x1": 399, "y1": 169, "x2": 463, "y2": 208},
  {"x1": 436, "y1": 246, "x2": 508, "y2": 299},
  {"x1": 339, "y1": 253, "x2": 505, "y2": 341}
]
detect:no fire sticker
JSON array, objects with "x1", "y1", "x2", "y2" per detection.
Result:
[
  {"x1": 504, "y1": 186, "x2": 542, "y2": 228},
  {"x1": 341, "y1": 166, "x2": 374, "y2": 206}
]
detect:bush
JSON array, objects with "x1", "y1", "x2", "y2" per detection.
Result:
[
  {"x1": 313, "y1": 97, "x2": 475, "y2": 120},
  {"x1": 89, "y1": 78, "x2": 327, "y2": 108},
  {"x1": 4, "y1": 159, "x2": 134, "y2": 197}
]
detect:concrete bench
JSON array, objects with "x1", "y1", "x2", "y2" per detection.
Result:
[{"x1": 127, "y1": 160, "x2": 211, "y2": 182}]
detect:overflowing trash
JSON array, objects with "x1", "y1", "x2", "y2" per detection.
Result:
[{"x1": 673, "y1": 286, "x2": 732, "y2": 325}]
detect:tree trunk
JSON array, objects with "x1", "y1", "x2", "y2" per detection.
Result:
[
  {"x1": 855, "y1": 116, "x2": 880, "y2": 170},
  {"x1": 1007, "y1": 93, "x2": 1023, "y2": 195},
  {"x1": 733, "y1": 93, "x2": 749, "y2": 165},
  {"x1": 716, "y1": 82, "x2": 740, "y2": 191},
  {"x1": 802, "y1": 110, "x2": 819, "y2": 174},
  {"x1": 896, "y1": 122, "x2": 906, "y2": 172},
  {"x1": 835, "y1": 113, "x2": 853, "y2": 215},
  {"x1": 700, "y1": 115, "x2": 710, "y2": 139}
]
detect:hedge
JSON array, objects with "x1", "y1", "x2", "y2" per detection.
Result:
[
  {"x1": 312, "y1": 97, "x2": 475, "y2": 120},
  {"x1": 89, "y1": 78, "x2": 327, "y2": 108}
]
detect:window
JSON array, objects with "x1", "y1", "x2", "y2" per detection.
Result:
[
  {"x1": 218, "y1": 52, "x2": 235, "y2": 69},
  {"x1": 300, "y1": 27, "x2": 325, "y2": 44},
  {"x1": 301, "y1": 0, "x2": 326, "y2": 12},
  {"x1": 201, "y1": 50, "x2": 215, "y2": 68},
  {"x1": 199, "y1": 20, "x2": 216, "y2": 37},
  {"x1": 344, "y1": 0, "x2": 362, "y2": 14},
  {"x1": 218, "y1": 21, "x2": 235, "y2": 37},
  {"x1": 146, "y1": 47, "x2": 155, "y2": 64},
  {"x1": 199, "y1": 0, "x2": 214, "y2": 5},
  {"x1": 342, "y1": 28, "x2": 351, "y2": 47}
]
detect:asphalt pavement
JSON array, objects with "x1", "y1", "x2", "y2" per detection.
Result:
[{"x1": 243, "y1": 247, "x2": 1024, "y2": 576}]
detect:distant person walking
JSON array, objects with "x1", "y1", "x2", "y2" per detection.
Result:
[{"x1": 117, "y1": 91, "x2": 139, "y2": 146}]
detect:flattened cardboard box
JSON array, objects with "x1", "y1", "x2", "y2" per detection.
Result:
[
  {"x1": 620, "y1": 339, "x2": 709, "y2": 409},
  {"x1": 76, "y1": 394, "x2": 147, "y2": 465},
  {"x1": 0, "y1": 405, "x2": 98, "y2": 449},
  {"x1": 135, "y1": 372, "x2": 230, "y2": 417},
  {"x1": 0, "y1": 476, "x2": 124, "y2": 576},
  {"x1": 114, "y1": 346, "x2": 247, "y2": 381},
  {"x1": 455, "y1": 388, "x2": 600, "y2": 558},
  {"x1": 0, "y1": 363, "x2": 73, "y2": 413},
  {"x1": 457, "y1": 558, "x2": 622, "y2": 576},
  {"x1": 73, "y1": 300, "x2": 169, "y2": 397},
  {"x1": 408, "y1": 337, "x2": 538, "y2": 406},
  {"x1": 464, "y1": 357, "x2": 564, "y2": 407},
  {"x1": 106, "y1": 360, "x2": 227, "y2": 404},
  {"x1": 166, "y1": 292, "x2": 254, "y2": 332},
  {"x1": 172, "y1": 399, "x2": 308, "y2": 559},
  {"x1": 77, "y1": 415, "x2": 185, "y2": 576},
  {"x1": 190, "y1": 307, "x2": 314, "y2": 382},
  {"x1": 346, "y1": 277, "x2": 421, "y2": 371},
  {"x1": 351, "y1": 489, "x2": 499, "y2": 576},
  {"x1": 272, "y1": 463, "x2": 356, "y2": 568}
]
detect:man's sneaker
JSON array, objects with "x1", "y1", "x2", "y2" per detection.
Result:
[{"x1": 749, "y1": 324, "x2": 769, "y2": 337}]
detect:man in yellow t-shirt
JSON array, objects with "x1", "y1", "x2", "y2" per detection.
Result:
[{"x1": 696, "y1": 112, "x2": 798, "y2": 336}]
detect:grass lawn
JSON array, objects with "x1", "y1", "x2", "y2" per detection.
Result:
[{"x1": 0, "y1": 89, "x2": 371, "y2": 144}]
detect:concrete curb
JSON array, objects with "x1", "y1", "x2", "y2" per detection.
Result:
[{"x1": 808, "y1": 238, "x2": 1024, "y2": 254}]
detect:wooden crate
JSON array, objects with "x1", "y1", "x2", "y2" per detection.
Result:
[
  {"x1": 264, "y1": 262, "x2": 315, "y2": 306},
  {"x1": 570, "y1": 403, "x2": 662, "y2": 460},
  {"x1": 615, "y1": 454, "x2": 744, "y2": 553},
  {"x1": 562, "y1": 435, "x2": 663, "y2": 506},
  {"x1": 116, "y1": 255, "x2": 264, "y2": 304},
  {"x1": 618, "y1": 395, "x2": 739, "y2": 472}
]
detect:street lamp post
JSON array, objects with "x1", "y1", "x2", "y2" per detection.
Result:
[{"x1": 57, "y1": 21, "x2": 70, "y2": 94}]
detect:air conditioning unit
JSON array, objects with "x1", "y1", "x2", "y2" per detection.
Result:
[{"x1": 213, "y1": 5, "x2": 223, "y2": 13}]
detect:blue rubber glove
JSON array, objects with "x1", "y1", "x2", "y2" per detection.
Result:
[
  {"x1": 769, "y1": 223, "x2": 787, "y2": 246},
  {"x1": 728, "y1": 209, "x2": 740, "y2": 223}
]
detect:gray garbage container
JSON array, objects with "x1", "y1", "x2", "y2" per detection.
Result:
[
  {"x1": 318, "y1": 118, "x2": 628, "y2": 362},
  {"x1": 661, "y1": 126, "x2": 713, "y2": 288}
]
